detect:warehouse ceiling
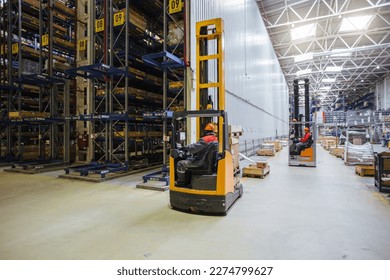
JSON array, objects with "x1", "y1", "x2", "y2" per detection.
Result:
[{"x1": 256, "y1": 0, "x2": 390, "y2": 109}]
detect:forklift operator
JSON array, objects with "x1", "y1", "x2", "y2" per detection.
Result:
[
  {"x1": 292, "y1": 127, "x2": 311, "y2": 155},
  {"x1": 176, "y1": 123, "x2": 218, "y2": 186}
]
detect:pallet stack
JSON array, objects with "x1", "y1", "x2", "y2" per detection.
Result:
[
  {"x1": 329, "y1": 147, "x2": 345, "y2": 158},
  {"x1": 355, "y1": 165, "x2": 375, "y2": 177},
  {"x1": 243, "y1": 161, "x2": 270, "y2": 179},
  {"x1": 256, "y1": 143, "x2": 275, "y2": 156},
  {"x1": 264, "y1": 140, "x2": 282, "y2": 152},
  {"x1": 319, "y1": 136, "x2": 337, "y2": 147}
]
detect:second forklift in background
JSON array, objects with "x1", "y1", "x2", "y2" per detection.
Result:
[{"x1": 289, "y1": 79, "x2": 317, "y2": 167}]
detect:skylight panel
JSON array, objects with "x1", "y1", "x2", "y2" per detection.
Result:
[
  {"x1": 291, "y1": 23, "x2": 316, "y2": 40},
  {"x1": 339, "y1": 15, "x2": 373, "y2": 32},
  {"x1": 294, "y1": 53, "x2": 313, "y2": 63}
]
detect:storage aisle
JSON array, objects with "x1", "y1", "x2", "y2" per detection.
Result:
[{"x1": 0, "y1": 144, "x2": 389, "y2": 260}]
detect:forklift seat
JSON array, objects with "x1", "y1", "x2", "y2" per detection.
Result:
[
  {"x1": 188, "y1": 142, "x2": 219, "y2": 175},
  {"x1": 300, "y1": 135, "x2": 313, "y2": 153}
]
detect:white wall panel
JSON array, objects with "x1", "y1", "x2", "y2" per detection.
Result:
[
  {"x1": 376, "y1": 75, "x2": 390, "y2": 110},
  {"x1": 190, "y1": 0, "x2": 289, "y2": 140}
]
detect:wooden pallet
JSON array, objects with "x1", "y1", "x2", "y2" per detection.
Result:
[
  {"x1": 242, "y1": 165, "x2": 270, "y2": 179},
  {"x1": 256, "y1": 150, "x2": 275, "y2": 156},
  {"x1": 355, "y1": 165, "x2": 374, "y2": 177}
]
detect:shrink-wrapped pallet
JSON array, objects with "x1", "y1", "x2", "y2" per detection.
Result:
[{"x1": 344, "y1": 142, "x2": 374, "y2": 166}]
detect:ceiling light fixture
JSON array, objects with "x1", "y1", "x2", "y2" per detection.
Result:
[
  {"x1": 325, "y1": 66, "x2": 343, "y2": 72},
  {"x1": 322, "y1": 78, "x2": 336, "y2": 83},
  {"x1": 331, "y1": 49, "x2": 351, "y2": 57},
  {"x1": 296, "y1": 69, "x2": 312, "y2": 76}
]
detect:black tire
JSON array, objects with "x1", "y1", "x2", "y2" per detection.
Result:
[{"x1": 238, "y1": 183, "x2": 243, "y2": 198}]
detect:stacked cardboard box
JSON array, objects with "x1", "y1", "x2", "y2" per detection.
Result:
[
  {"x1": 383, "y1": 115, "x2": 390, "y2": 122},
  {"x1": 325, "y1": 140, "x2": 336, "y2": 150},
  {"x1": 320, "y1": 136, "x2": 337, "y2": 147}
]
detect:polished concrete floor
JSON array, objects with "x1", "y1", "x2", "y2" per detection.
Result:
[{"x1": 0, "y1": 145, "x2": 390, "y2": 260}]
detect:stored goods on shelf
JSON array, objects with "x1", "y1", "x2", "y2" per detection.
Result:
[
  {"x1": 169, "y1": 81, "x2": 184, "y2": 90},
  {"x1": 168, "y1": 20, "x2": 184, "y2": 46},
  {"x1": 8, "y1": 111, "x2": 50, "y2": 119}
]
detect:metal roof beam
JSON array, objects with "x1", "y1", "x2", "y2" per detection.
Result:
[{"x1": 265, "y1": 2, "x2": 390, "y2": 29}]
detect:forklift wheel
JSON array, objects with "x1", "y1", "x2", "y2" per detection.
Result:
[{"x1": 238, "y1": 183, "x2": 243, "y2": 198}]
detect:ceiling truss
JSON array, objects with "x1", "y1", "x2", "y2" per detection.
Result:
[{"x1": 257, "y1": 0, "x2": 390, "y2": 108}]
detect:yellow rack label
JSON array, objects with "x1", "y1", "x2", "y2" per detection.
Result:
[
  {"x1": 78, "y1": 39, "x2": 87, "y2": 51},
  {"x1": 95, "y1": 19, "x2": 104, "y2": 32},
  {"x1": 42, "y1": 34, "x2": 49, "y2": 47},
  {"x1": 11, "y1": 43, "x2": 19, "y2": 54},
  {"x1": 113, "y1": 11, "x2": 125, "y2": 26},
  {"x1": 0, "y1": 45, "x2": 5, "y2": 55},
  {"x1": 169, "y1": 0, "x2": 183, "y2": 14}
]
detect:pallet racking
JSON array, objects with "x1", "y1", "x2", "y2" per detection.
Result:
[
  {"x1": 64, "y1": 0, "x2": 187, "y2": 178},
  {"x1": 0, "y1": 0, "x2": 76, "y2": 167}
]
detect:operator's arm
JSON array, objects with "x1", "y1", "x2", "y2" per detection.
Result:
[
  {"x1": 186, "y1": 138, "x2": 209, "y2": 154},
  {"x1": 300, "y1": 133, "x2": 311, "y2": 143}
]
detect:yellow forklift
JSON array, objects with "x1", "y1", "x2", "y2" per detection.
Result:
[
  {"x1": 169, "y1": 18, "x2": 243, "y2": 215},
  {"x1": 289, "y1": 79, "x2": 316, "y2": 167}
]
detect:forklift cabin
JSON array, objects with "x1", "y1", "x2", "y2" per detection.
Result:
[
  {"x1": 289, "y1": 121, "x2": 317, "y2": 167},
  {"x1": 169, "y1": 110, "x2": 243, "y2": 215}
]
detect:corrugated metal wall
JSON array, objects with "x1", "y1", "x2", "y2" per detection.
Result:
[{"x1": 190, "y1": 0, "x2": 289, "y2": 141}]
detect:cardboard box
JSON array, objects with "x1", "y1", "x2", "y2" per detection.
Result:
[
  {"x1": 256, "y1": 161, "x2": 268, "y2": 169},
  {"x1": 228, "y1": 125, "x2": 243, "y2": 136},
  {"x1": 325, "y1": 140, "x2": 336, "y2": 150},
  {"x1": 231, "y1": 142, "x2": 240, "y2": 170}
]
